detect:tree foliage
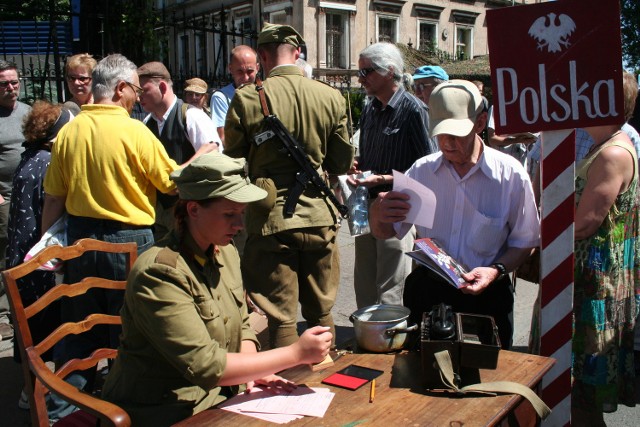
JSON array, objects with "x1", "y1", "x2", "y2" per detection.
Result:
[{"x1": 621, "y1": 0, "x2": 640, "y2": 72}]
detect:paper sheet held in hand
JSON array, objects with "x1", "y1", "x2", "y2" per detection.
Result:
[{"x1": 392, "y1": 170, "x2": 435, "y2": 229}]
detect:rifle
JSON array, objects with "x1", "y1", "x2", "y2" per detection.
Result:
[{"x1": 253, "y1": 77, "x2": 349, "y2": 219}]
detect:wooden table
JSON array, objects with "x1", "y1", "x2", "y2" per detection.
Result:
[{"x1": 175, "y1": 350, "x2": 555, "y2": 427}]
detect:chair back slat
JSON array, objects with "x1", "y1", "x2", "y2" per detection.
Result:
[
  {"x1": 35, "y1": 314, "x2": 122, "y2": 356},
  {"x1": 25, "y1": 278, "x2": 127, "y2": 320},
  {"x1": 1, "y1": 238, "x2": 136, "y2": 427}
]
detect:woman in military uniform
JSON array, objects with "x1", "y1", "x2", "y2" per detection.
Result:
[{"x1": 102, "y1": 152, "x2": 332, "y2": 426}]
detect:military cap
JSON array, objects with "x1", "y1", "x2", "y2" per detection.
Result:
[
  {"x1": 170, "y1": 152, "x2": 267, "y2": 203},
  {"x1": 257, "y1": 23, "x2": 305, "y2": 48},
  {"x1": 137, "y1": 61, "x2": 171, "y2": 80}
]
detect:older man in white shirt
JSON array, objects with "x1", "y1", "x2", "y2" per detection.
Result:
[{"x1": 370, "y1": 80, "x2": 540, "y2": 349}]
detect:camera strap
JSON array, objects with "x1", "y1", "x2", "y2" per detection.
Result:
[{"x1": 433, "y1": 350, "x2": 551, "y2": 420}]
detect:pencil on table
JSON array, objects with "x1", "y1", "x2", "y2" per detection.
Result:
[{"x1": 369, "y1": 379, "x2": 376, "y2": 403}]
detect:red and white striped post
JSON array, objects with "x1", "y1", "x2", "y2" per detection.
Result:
[{"x1": 539, "y1": 129, "x2": 575, "y2": 427}]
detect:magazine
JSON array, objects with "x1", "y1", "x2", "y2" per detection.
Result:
[{"x1": 406, "y1": 238, "x2": 469, "y2": 289}]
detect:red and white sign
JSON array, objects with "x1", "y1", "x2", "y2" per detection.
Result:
[{"x1": 487, "y1": 0, "x2": 623, "y2": 135}]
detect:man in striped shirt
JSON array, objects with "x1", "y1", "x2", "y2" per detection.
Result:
[{"x1": 348, "y1": 42, "x2": 437, "y2": 309}]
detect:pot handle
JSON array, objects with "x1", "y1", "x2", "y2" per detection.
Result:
[
  {"x1": 349, "y1": 314, "x2": 356, "y2": 323},
  {"x1": 384, "y1": 323, "x2": 418, "y2": 337}
]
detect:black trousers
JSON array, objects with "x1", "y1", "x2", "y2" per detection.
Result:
[{"x1": 403, "y1": 266, "x2": 514, "y2": 349}]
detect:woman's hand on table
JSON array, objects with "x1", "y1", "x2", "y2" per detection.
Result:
[{"x1": 246, "y1": 374, "x2": 297, "y2": 394}]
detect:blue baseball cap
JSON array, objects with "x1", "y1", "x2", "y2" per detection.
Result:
[{"x1": 413, "y1": 65, "x2": 449, "y2": 81}]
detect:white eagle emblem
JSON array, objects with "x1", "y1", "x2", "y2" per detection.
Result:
[{"x1": 528, "y1": 12, "x2": 576, "y2": 53}]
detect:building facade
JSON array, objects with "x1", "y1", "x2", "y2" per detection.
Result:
[{"x1": 154, "y1": 0, "x2": 542, "y2": 82}]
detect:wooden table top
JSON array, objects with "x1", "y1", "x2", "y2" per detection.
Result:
[{"x1": 175, "y1": 350, "x2": 555, "y2": 427}]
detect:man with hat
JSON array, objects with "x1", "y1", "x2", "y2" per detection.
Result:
[
  {"x1": 412, "y1": 65, "x2": 449, "y2": 106},
  {"x1": 412, "y1": 65, "x2": 449, "y2": 157},
  {"x1": 136, "y1": 61, "x2": 220, "y2": 240},
  {"x1": 224, "y1": 23, "x2": 354, "y2": 348},
  {"x1": 183, "y1": 77, "x2": 210, "y2": 115},
  {"x1": 369, "y1": 80, "x2": 540, "y2": 349}
]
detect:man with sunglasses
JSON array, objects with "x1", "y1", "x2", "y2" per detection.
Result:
[
  {"x1": 0, "y1": 60, "x2": 31, "y2": 343},
  {"x1": 348, "y1": 43, "x2": 437, "y2": 310}
]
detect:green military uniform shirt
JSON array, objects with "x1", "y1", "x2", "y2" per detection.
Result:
[
  {"x1": 102, "y1": 231, "x2": 258, "y2": 426},
  {"x1": 224, "y1": 65, "x2": 354, "y2": 235}
]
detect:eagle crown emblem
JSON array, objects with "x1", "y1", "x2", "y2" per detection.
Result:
[{"x1": 528, "y1": 12, "x2": 576, "y2": 53}]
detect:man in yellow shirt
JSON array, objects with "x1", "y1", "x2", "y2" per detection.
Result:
[{"x1": 41, "y1": 54, "x2": 213, "y2": 420}]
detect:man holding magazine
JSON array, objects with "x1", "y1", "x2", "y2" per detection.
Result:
[{"x1": 369, "y1": 80, "x2": 540, "y2": 349}]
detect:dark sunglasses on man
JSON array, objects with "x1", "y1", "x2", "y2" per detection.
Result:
[{"x1": 358, "y1": 66, "x2": 382, "y2": 78}]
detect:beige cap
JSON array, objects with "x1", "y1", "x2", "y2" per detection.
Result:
[
  {"x1": 429, "y1": 79, "x2": 485, "y2": 137},
  {"x1": 184, "y1": 77, "x2": 208, "y2": 94},
  {"x1": 257, "y1": 23, "x2": 305, "y2": 48},
  {"x1": 170, "y1": 152, "x2": 267, "y2": 203},
  {"x1": 137, "y1": 61, "x2": 171, "y2": 80}
]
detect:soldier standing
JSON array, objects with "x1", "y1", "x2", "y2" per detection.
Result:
[{"x1": 225, "y1": 24, "x2": 354, "y2": 348}]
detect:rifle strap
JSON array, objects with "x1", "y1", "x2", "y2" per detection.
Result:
[
  {"x1": 433, "y1": 350, "x2": 551, "y2": 420},
  {"x1": 253, "y1": 78, "x2": 349, "y2": 219},
  {"x1": 255, "y1": 78, "x2": 271, "y2": 118}
]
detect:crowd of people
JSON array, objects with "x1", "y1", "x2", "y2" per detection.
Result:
[{"x1": 0, "y1": 20, "x2": 638, "y2": 426}]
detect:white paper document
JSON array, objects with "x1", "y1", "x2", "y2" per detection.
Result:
[
  {"x1": 219, "y1": 386, "x2": 334, "y2": 424},
  {"x1": 392, "y1": 170, "x2": 436, "y2": 229}
]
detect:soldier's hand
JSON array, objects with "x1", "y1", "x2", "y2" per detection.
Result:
[{"x1": 293, "y1": 326, "x2": 332, "y2": 365}]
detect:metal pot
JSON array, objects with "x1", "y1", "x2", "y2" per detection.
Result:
[{"x1": 349, "y1": 304, "x2": 418, "y2": 353}]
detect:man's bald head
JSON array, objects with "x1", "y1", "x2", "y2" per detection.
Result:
[{"x1": 229, "y1": 45, "x2": 259, "y2": 87}]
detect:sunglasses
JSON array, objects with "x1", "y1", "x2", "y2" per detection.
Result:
[
  {"x1": 125, "y1": 81, "x2": 144, "y2": 96},
  {"x1": 0, "y1": 80, "x2": 20, "y2": 88},
  {"x1": 358, "y1": 67, "x2": 381, "y2": 78},
  {"x1": 414, "y1": 83, "x2": 436, "y2": 93},
  {"x1": 67, "y1": 75, "x2": 92, "y2": 84}
]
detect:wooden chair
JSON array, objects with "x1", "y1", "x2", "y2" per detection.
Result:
[{"x1": 1, "y1": 238, "x2": 138, "y2": 427}]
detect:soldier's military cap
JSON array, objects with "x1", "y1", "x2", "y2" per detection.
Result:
[
  {"x1": 170, "y1": 152, "x2": 267, "y2": 203},
  {"x1": 257, "y1": 23, "x2": 305, "y2": 48}
]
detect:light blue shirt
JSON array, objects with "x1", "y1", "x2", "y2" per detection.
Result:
[{"x1": 210, "y1": 83, "x2": 236, "y2": 128}]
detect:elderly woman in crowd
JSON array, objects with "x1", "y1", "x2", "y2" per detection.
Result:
[
  {"x1": 62, "y1": 53, "x2": 97, "y2": 114},
  {"x1": 102, "y1": 152, "x2": 332, "y2": 426},
  {"x1": 6, "y1": 100, "x2": 72, "y2": 407},
  {"x1": 571, "y1": 74, "x2": 640, "y2": 425}
]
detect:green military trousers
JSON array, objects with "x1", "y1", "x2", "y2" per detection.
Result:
[{"x1": 242, "y1": 226, "x2": 339, "y2": 348}]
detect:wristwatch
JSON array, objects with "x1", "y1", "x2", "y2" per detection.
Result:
[{"x1": 490, "y1": 262, "x2": 507, "y2": 281}]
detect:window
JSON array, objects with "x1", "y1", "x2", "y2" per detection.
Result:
[
  {"x1": 326, "y1": 12, "x2": 348, "y2": 69},
  {"x1": 418, "y1": 21, "x2": 437, "y2": 53},
  {"x1": 456, "y1": 26, "x2": 472, "y2": 60},
  {"x1": 233, "y1": 17, "x2": 253, "y2": 45},
  {"x1": 270, "y1": 10, "x2": 288, "y2": 26},
  {"x1": 179, "y1": 34, "x2": 189, "y2": 74},
  {"x1": 195, "y1": 33, "x2": 206, "y2": 75},
  {"x1": 377, "y1": 15, "x2": 398, "y2": 43}
]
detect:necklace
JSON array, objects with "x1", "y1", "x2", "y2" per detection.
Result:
[{"x1": 585, "y1": 130, "x2": 622, "y2": 157}]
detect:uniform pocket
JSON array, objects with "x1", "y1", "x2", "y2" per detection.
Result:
[{"x1": 194, "y1": 295, "x2": 220, "y2": 321}]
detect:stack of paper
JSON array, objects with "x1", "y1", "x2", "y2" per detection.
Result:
[{"x1": 219, "y1": 386, "x2": 335, "y2": 424}]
